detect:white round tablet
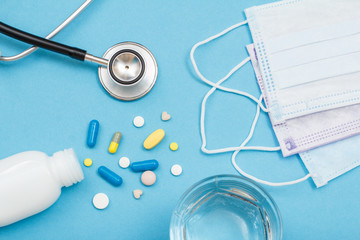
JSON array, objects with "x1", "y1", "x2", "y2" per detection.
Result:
[
  {"x1": 92, "y1": 193, "x2": 109, "y2": 210},
  {"x1": 141, "y1": 171, "x2": 157, "y2": 186},
  {"x1": 119, "y1": 157, "x2": 130, "y2": 168},
  {"x1": 133, "y1": 116, "x2": 145, "y2": 128},
  {"x1": 171, "y1": 164, "x2": 183, "y2": 176}
]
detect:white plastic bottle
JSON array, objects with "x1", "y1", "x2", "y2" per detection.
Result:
[{"x1": 0, "y1": 149, "x2": 84, "y2": 227}]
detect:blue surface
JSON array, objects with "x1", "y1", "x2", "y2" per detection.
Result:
[{"x1": 0, "y1": 0, "x2": 360, "y2": 239}]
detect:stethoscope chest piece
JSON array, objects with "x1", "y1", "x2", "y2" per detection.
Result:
[{"x1": 98, "y1": 42, "x2": 158, "y2": 101}]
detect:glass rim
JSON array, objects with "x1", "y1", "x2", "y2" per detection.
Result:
[{"x1": 170, "y1": 174, "x2": 283, "y2": 240}]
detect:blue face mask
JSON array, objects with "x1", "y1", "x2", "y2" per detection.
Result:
[
  {"x1": 300, "y1": 136, "x2": 360, "y2": 188},
  {"x1": 190, "y1": 0, "x2": 360, "y2": 187}
]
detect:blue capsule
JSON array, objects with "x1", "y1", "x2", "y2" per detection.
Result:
[
  {"x1": 98, "y1": 166, "x2": 123, "y2": 186},
  {"x1": 87, "y1": 120, "x2": 99, "y2": 148},
  {"x1": 130, "y1": 159, "x2": 159, "y2": 172}
]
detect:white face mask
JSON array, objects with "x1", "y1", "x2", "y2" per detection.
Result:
[
  {"x1": 248, "y1": 1, "x2": 360, "y2": 111},
  {"x1": 190, "y1": 0, "x2": 360, "y2": 187},
  {"x1": 247, "y1": 43, "x2": 360, "y2": 157},
  {"x1": 247, "y1": 43, "x2": 360, "y2": 187}
]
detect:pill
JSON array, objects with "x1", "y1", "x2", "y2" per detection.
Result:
[
  {"x1": 170, "y1": 142, "x2": 178, "y2": 151},
  {"x1": 130, "y1": 159, "x2": 159, "y2": 172},
  {"x1": 171, "y1": 164, "x2": 183, "y2": 176},
  {"x1": 161, "y1": 111, "x2": 171, "y2": 121},
  {"x1": 133, "y1": 189, "x2": 143, "y2": 199},
  {"x1": 143, "y1": 129, "x2": 165, "y2": 150},
  {"x1": 119, "y1": 157, "x2": 130, "y2": 168},
  {"x1": 98, "y1": 166, "x2": 123, "y2": 186},
  {"x1": 109, "y1": 132, "x2": 121, "y2": 154},
  {"x1": 93, "y1": 193, "x2": 109, "y2": 210},
  {"x1": 133, "y1": 116, "x2": 145, "y2": 128},
  {"x1": 141, "y1": 171, "x2": 156, "y2": 186},
  {"x1": 87, "y1": 120, "x2": 99, "y2": 148},
  {"x1": 84, "y1": 158, "x2": 93, "y2": 167}
]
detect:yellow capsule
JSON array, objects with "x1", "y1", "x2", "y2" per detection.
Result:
[
  {"x1": 84, "y1": 158, "x2": 93, "y2": 167},
  {"x1": 143, "y1": 129, "x2": 165, "y2": 150},
  {"x1": 109, "y1": 132, "x2": 122, "y2": 154}
]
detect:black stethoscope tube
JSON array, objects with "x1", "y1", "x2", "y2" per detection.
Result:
[
  {"x1": 0, "y1": 21, "x2": 87, "y2": 61},
  {"x1": 0, "y1": 21, "x2": 158, "y2": 101}
]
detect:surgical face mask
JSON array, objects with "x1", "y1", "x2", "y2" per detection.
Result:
[
  {"x1": 247, "y1": 44, "x2": 360, "y2": 187},
  {"x1": 246, "y1": 0, "x2": 360, "y2": 156},
  {"x1": 247, "y1": 44, "x2": 360, "y2": 157},
  {"x1": 300, "y1": 135, "x2": 360, "y2": 188},
  {"x1": 190, "y1": 0, "x2": 360, "y2": 187}
]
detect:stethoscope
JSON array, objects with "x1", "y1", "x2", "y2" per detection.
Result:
[{"x1": 0, "y1": 21, "x2": 158, "y2": 101}]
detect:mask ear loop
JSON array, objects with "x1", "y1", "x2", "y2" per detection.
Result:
[
  {"x1": 199, "y1": 58, "x2": 280, "y2": 154},
  {"x1": 200, "y1": 72, "x2": 311, "y2": 186},
  {"x1": 191, "y1": 20, "x2": 312, "y2": 186},
  {"x1": 190, "y1": 20, "x2": 269, "y2": 113},
  {"x1": 201, "y1": 74, "x2": 311, "y2": 186},
  {"x1": 231, "y1": 95, "x2": 312, "y2": 186},
  {"x1": 190, "y1": 20, "x2": 274, "y2": 154}
]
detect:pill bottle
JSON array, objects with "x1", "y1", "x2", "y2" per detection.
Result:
[{"x1": 0, "y1": 149, "x2": 84, "y2": 227}]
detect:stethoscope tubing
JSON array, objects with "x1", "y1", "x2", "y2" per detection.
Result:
[
  {"x1": 0, "y1": 21, "x2": 87, "y2": 60},
  {"x1": 0, "y1": 21, "x2": 158, "y2": 101},
  {"x1": 0, "y1": 0, "x2": 93, "y2": 62},
  {"x1": 0, "y1": 21, "x2": 108, "y2": 66}
]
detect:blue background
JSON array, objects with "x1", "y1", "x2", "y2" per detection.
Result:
[{"x1": 1, "y1": 0, "x2": 359, "y2": 239}]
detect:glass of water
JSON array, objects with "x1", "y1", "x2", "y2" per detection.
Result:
[{"x1": 170, "y1": 175, "x2": 282, "y2": 240}]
